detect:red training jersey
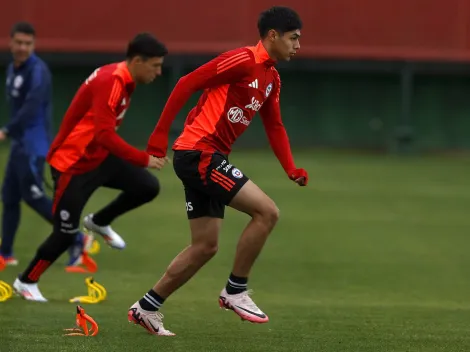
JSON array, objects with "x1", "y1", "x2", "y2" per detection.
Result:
[
  {"x1": 47, "y1": 62, "x2": 149, "y2": 174},
  {"x1": 147, "y1": 41, "x2": 297, "y2": 175}
]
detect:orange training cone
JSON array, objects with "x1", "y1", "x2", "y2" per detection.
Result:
[{"x1": 63, "y1": 305, "x2": 99, "y2": 336}]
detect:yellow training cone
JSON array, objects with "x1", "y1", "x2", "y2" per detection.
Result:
[
  {"x1": 87, "y1": 239, "x2": 100, "y2": 255},
  {"x1": 0, "y1": 280, "x2": 13, "y2": 302},
  {"x1": 82, "y1": 232, "x2": 100, "y2": 255},
  {"x1": 69, "y1": 277, "x2": 107, "y2": 304}
]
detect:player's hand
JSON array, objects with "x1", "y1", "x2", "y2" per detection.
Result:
[
  {"x1": 0, "y1": 129, "x2": 6, "y2": 142},
  {"x1": 289, "y1": 168, "x2": 308, "y2": 186},
  {"x1": 147, "y1": 155, "x2": 169, "y2": 170}
]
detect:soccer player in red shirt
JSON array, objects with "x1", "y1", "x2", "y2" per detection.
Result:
[
  {"x1": 13, "y1": 33, "x2": 169, "y2": 301},
  {"x1": 128, "y1": 7, "x2": 308, "y2": 335}
]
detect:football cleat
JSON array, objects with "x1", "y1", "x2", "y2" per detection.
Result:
[
  {"x1": 13, "y1": 278, "x2": 48, "y2": 302},
  {"x1": 127, "y1": 301, "x2": 175, "y2": 336},
  {"x1": 83, "y1": 214, "x2": 126, "y2": 250},
  {"x1": 219, "y1": 288, "x2": 269, "y2": 323}
]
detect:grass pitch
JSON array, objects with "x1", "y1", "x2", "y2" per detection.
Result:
[{"x1": 1, "y1": 147, "x2": 470, "y2": 351}]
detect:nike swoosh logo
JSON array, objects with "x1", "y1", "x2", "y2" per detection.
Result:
[
  {"x1": 235, "y1": 305, "x2": 266, "y2": 318},
  {"x1": 148, "y1": 320, "x2": 160, "y2": 333}
]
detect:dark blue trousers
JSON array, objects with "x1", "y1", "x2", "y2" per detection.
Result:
[{"x1": 1, "y1": 149, "x2": 52, "y2": 257}]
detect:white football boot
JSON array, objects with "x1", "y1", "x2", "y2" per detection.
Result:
[
  {"x1": 83, "y1": 214, "x2": 126, "y2": 250},
  {"x1": 13, "y1": 278, "x2": 47, "y2": 302},
  {"x1": 128, "y1": 301, "x2": 175, "y2": 336},
  {"x1": 219, "y1": 288, "x2": 269, "y2": 323}
]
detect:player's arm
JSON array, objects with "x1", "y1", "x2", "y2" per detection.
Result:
[
  {"x1": 2, "y1": 63, "x2": 46, "y2": 139},
  {"x1": 259, "y1": 72, "x2": 308, "y2": 186},
  {"x1": 91, "y1": 76, "x2": 149, "y2": 167},
  {"x1": 147, "y1": 49, "x2": 254, "y2": 157}
]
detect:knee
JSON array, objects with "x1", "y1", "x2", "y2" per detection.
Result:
[
  {"x1": 254, "y1": 200, "x2": 280, "y2": 229},
  {"x1": 134, "y1": 176, "x2": 160, "y2": 203},
  {"x1": 193, "y1": 240, "x2": 219, "y2": 259},
  {"x1": 199, "y1": 243, "x2": 219, "y2": 258}
]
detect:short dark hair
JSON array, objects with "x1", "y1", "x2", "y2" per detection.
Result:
[
  {"x1": 126, "y1": 33, "x2": 168, "y2": 60},
  {"x1": 10, "y1": 22, "x2": 36, "y2": 37},
  {"x1": 258, "y1": 6, "x2": 302, "y2": 38}
]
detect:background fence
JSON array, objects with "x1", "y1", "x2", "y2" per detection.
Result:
[{"x1": 1, "y1": 0, "x2": 470, "y2": 154}]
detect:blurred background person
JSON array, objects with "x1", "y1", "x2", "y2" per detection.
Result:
[{"x1": 0, "y1": 22, "x2": 85, "y2": 268}]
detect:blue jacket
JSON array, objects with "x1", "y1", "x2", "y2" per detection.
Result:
[{"x1": 3, "y1": 54, "x2": 52, "y2": 156}]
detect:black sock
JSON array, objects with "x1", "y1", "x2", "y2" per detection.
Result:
[
  {"x1": 139, "y1": 289, "x2": 165, "y2": 311},
  {"x1": 225, "y1": 273, "x2": 248, "y2": 295},
  {"x1": 19, "y1": 231, "x2": 74, "y2": 283}
]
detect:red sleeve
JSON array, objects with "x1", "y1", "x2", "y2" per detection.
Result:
[
  {"x1": 259, "y1": 70, "x2": 296, "y2": 176},
  {"x1": 92, "y1": 76, "x2": 149, "y2": 167},
  {"x1": 147, "y1": 49, "x2": 254, "y2": 157}
]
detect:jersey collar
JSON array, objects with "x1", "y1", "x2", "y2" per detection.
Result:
[
  {"x1": 252, "y1": 41, "x2": 276, "y2": 67},
  {"x1": 117, "y1": 61, "x2": 135, "y2": 84}
]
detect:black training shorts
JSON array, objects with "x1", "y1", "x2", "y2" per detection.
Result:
[{"x1": 172, "y1": 150, "x2": 249, "y2": 219}]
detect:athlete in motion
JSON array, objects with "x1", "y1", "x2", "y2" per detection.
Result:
[
  {"x1": 13, "y1": 33, "x2": 169, "y2": 301},
  {"x1": 128, "y1": 7, "x2": 308, "y2": 335}
]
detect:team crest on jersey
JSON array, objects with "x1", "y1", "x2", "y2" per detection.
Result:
[
  {"x1": 60, "y1": 210, "x2": 70, "y2": 221},
  {"x1": 14, "y1": 75, "x2": 23, "y2": 89},
  {"x1": 265, "y1": 83, "x2": 273, "y2": 98}
]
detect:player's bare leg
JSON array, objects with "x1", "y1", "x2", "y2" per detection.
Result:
[
  {"x1": 153, "y1": 217, "x2": 221, "y2": 297},
  {"x1": 128, "y1": 217, "x2": 221, "y2": 335},
  {"x1": 218, "y1": 180, "x2": 279, "y2": 323},
  {"x1": 229, "y1": 180, "x2": 279, "y2": 276}
]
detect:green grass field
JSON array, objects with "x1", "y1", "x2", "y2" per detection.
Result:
[{"x1": 0, "y1": 147, "x2": 470, "y2": 351}]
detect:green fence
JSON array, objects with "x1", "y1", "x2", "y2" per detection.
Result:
[{"x1": 1, "y1": 63, "x2": 470, "y2": 153}]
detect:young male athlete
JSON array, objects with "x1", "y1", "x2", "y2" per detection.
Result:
[
  {"x1": 128, "y1": 6, "x2": 309, "y2": 335},
  {"x1": 13, "y1": 33, "x2": 169, "y2": 301}
]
